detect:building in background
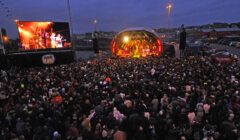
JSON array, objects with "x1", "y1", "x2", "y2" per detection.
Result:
[{"x1": 196, "y1": 22, "x2": 240, "y2": 38}]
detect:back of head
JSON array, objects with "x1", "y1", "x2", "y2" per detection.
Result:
[{"x1": 114, "y1": 130, "x2": 126, "y2": 140}]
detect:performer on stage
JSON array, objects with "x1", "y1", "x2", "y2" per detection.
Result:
[
  {"x1": 55, "y1": 34, "x2": 63, "y2": 48},
  {"x1": 50, "y1": 33, "x2": 56, "y2": 48}
]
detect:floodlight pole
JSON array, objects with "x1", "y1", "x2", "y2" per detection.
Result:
[
  {"x1": 166, "y1": 4, "x2": 172, "y2": 43},
  {"x1": 67, "y1": 0, "x2": 73, "y2": 35},
  {"x1": 93, "y1": 19, "x2": 97, "y2": 32},
  {"x1": 67, "y1": 0, "x2": 76, "y2": 60}
]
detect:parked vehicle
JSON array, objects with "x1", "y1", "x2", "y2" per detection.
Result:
[
  {"x1": 211, "y1": 49, "x2": 234, "y2": 64},
  {"x1": 218, "y1": 36, "x2": 240, "y2": 46},
  {"x1": 229, "y1": 41, "x2": 240, "y2": 48},
  {"x1": 201, "y1": 47, "x2": 216, "y2": 56},
  {"x1": 235, "y1": 42, "x2": 240, "y2": 48}
]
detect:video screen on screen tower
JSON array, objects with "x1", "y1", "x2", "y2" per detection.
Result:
[{"x1": 17, "y1": 21, "x2": 71, "y2": 50}]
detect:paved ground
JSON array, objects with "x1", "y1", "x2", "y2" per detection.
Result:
[{"x1": 76, "y1": 51, "x2": 95, "y2": 60}]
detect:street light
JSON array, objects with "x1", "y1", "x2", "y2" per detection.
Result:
[
  {"x1": 166, "y1": 4, "x2": 172, "y2": 43},
  {"x1": 3, "y1": 36, "x2": 8, "y2": 42},
  {"x1": 66, "y1": 0, "x2": 77, "y2": 61},
  {"x1": 67, "y1": 0, "x2": 73, "y2": 35},
  {"x1": 93, "y1": 19, "x2": 97, "y2": 32}
]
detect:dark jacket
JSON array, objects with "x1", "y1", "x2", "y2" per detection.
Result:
[{"x1": 179, "y1": 30, "x2": 186, "y2": 50}]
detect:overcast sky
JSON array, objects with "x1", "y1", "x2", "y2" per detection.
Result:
[{"x1": 0, "y1": 0, "x2": 240, "y2": 39}]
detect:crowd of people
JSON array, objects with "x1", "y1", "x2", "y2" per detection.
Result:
[{"x1": 0, "y1": 56, "x2": 240, "y2": 140}]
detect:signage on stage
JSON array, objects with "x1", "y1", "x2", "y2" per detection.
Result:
[
  {"x1": 17, "y1": 21, "x2": 71, "y2": 51},
  {"x1": 42, "y1": 54, "x2": 55, "y2": 65}
]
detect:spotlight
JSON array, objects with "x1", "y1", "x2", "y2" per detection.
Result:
[{"x1": 123, "y1": 36, "x2": 129, "y2": 43}]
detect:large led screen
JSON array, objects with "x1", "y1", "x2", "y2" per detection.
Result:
[{"x1": 17, "y1": 21, "x2": 71, "y2": 50}]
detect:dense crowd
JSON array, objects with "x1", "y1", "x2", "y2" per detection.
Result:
[{"x1": 0, "y1": 56, "x2": 240, "y2": 140}]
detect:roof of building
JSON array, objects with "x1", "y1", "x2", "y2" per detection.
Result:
[
  {"x1": 200, "y1": 27, "x2": 240, "y2": 33},
  {"x1": 201, "y1": 29, "x2": 213, "y2": 33},
  {"x1": 214, "y1": 28, "x2": 240, "y2": 32}
]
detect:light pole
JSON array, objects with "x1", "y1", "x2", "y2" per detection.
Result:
[
  {"x1": 93, "y1": 19, "x2": 97, "y2": 32},
  {"x1": 66, "y1": 0, "x2": 76, "y2": 60},
  {"x1": 67, "y1": 0, "x2": 73, "y2": 35},
  {"x1": 166, "y1": 4, "x2": 172, "y2": 43}
]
